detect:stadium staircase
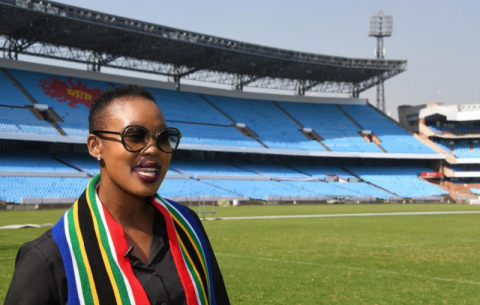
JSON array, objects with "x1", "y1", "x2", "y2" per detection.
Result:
[
  {"x1": 336, "y1": 105, "x2": 388, "y2": 153},
  {"x1": 443, "y1": 180, "x2": 478, "y2": 202}
]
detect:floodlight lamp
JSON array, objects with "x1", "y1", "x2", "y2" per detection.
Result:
[
  {"x1": 111, "y1": 17, "x2": 115, "y2": 22},
  {"x1": 368, "y1": 10, "x2": 393, "y2": 37}
]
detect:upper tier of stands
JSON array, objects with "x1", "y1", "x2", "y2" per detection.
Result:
[
  {"x1": 8, "y1": 69, "x2": 110, "y2": 138},
  {"x1": 0, "y1": 71, "x2": 31, "y2": 107},
  {"x1": 432, "y1": 138, "x2": 480, "y2": 158},
  {"x1": 427, "y1": 121, "x2": 480, "y2": 135},
  {"x1": 205, "y1": 95, "x2": 324, "y2": 151},
  {"x1": 279, "y1": 102, "x2": 382, "y2": 153},
  {"x1": 0, "y1": 68, "x2": 438, "y2": 155},
  {"x1": 341, "y1": 105, "x2": 435, "y2": 154}
]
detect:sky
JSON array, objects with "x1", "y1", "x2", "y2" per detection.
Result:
[{"x1": 26, "y1": 0, "x2": 480, "y2": 120}]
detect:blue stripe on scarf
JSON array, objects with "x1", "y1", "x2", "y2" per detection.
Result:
[
  {"x1": 52, "y1": 214, "x2": 80, "y2": 305},
  {"x1": 164, "y1": 198, "x2": 217, "y2": 305}
]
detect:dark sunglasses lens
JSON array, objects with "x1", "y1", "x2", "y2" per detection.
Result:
[
  {"x1": 156, "y1": 129, "x2": 180, "y2": 152},
  {"x1": 123, "y1": 126, "x2": 149, "y2": 151}
]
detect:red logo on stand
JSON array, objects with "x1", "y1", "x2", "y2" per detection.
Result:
[{"x1": 39, "y1": 77, "x2": 101, "y2": 109}]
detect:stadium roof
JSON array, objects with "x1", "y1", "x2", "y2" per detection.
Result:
[{"x1": 0, "y1": 0, "x2": 407, "y2": 95}]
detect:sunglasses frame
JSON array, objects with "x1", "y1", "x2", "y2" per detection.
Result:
[{"x1": 93, "y1": 125, "x2": 182, "y2": 153}]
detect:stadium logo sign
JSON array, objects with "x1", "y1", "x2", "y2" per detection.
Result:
[{"x1": 39, "y1": 77, "x2": 101, "y2": 109}]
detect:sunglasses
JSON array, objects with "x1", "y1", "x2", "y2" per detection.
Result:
[{"x1": 93, "y1": 125, "x2": 182, "y2": 153}]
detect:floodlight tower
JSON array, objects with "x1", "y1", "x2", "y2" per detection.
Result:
[{"x1": 369, "y1": 10, "x2": 393, "y2": 113}]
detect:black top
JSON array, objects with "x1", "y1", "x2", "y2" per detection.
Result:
[{"x1": 5, "y1": 208, "x2": 230, "y2": 305}]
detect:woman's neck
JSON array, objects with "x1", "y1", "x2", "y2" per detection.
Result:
[{"x1": 97, "y1": 177, "x2": 151, "y2": 228}]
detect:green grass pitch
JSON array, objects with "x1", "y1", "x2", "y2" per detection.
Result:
[{"x1": 2, "y1": 204, "x2": 480, "y2": 304}]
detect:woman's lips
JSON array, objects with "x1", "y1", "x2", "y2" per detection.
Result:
[{"x1": 133, "y1": 166, "x2": 161, "y2": 183}]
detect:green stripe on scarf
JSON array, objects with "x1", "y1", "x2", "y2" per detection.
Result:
[
  {"x1": 67, "y1": 208, "x2": 94, "y2": 304},
  {"x1": 86, "y1": 176, "x2": 132, "y2": 305}
]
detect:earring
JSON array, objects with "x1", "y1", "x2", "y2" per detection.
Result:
[{"x1": 97, "y1": 155, "x2": 102, "y2": 161}]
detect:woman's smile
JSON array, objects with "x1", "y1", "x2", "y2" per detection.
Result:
[{"x1": 133, "y1": 161, "x2": 162, "y2": 183}]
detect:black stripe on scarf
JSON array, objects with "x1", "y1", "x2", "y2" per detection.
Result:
[
  {"x1": 174, "y1": 221, "x2": 210, "y2": 303},
  {"x1": 77, "y1": 191, "x2": 117, "y2": 304}
]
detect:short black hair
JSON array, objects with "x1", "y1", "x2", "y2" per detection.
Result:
[{"x1": 88, "y1": 84, "x2": 157, "y2": 133}]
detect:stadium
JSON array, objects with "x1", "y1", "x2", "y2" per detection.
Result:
[{"x1": 2, "y1": 0, "x2": 480, "y2": 304}]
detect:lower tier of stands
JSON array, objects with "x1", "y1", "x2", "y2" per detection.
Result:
[
  {"x1": 0, "y1": 150, "x2": 448, "y2": 203},
  {"x1": 349, "y1": 166, "x2": 448, "y2": 198}
]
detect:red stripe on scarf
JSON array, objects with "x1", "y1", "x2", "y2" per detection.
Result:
[
  {"x1": 102, "y1": 204, "x2": 150, "y2": 305},
  {"x1": 151, "y1": 197, "x2": 199, "y2": 305}
]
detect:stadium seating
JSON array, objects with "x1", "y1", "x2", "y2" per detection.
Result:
[
  {"x1": 158, "y1": 179, "x2": 237, "y2": 198},
  {"x1": 0, "y1": 70, "x2": 32, "y2": 107},
  {"x1": 285, "y1": 181, "x2": 390, "y2": 198},
  {"x1": 148, "y1": 88, "x2": 231, "y2": 125},
  {"x1": 341, "y1": 105, "x2": 435, "y2": 154},
  {"x1": 279, "y1": 103, "x2": 382, "y2": 153},
  {"x1": 287, "y1": 160, "x2": 354, "y2": 180},
  {"x1": 232, "y1": 160, "x2": 308, "y2": 178},
  {"x1": 0, "y1": 176, "x2": 91, "y2": 202},
  {"x1": 0, "y1": 69, "x2": 441, "y2": 156},
  {"x1": 0, "y1": 106, "x2": 60, "y2": 136},
  {"x1": 0, "y1": 150, "x2": 76, "y2": 172},
  {"x1": 348, "y1": 166, "x2": 448, "y2": 198},
  {"x1": 167, "y1": 122, "x2": 263, "y2": 148},
  {"x1": 205, "y1": 95, "x2": 325, "y2": 151},
  {"x1": 170, "y1": 159, "x2": 257, "y2": 177},
  {"x1": 8, "y1": 69, "x2": 111, "y2": 137},
  {"x1": 470, "y1": 188, "x2": 480, "y2": 195}
]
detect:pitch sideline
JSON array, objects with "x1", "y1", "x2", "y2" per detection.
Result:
[{"x1": 204, "y1": 210, "x2": 480, "y2": 221}]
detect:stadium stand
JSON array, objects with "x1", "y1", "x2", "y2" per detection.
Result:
[
  {"x1": 287, "y1": 160, "x2": 354, "y2": 180},
  {"x1": 348, "y1": 166, "x2": 448, "y2": 198},
  {"x1": 167, "y1": 122, "x2": 262, "y2": 148},
  {"x1": 148, "y1": 88, "x2": 231, "y2": 125},
  {"x1": 341, "y1": 105, "x2": 435, "y2": 154},
  {"x1": 205, "y1": 95, "x2": 325, "y2": 151},
  {"x1": 170, "y1": 159, "x2": 257, "y2": 177},
  {"x1": 8, "y1": 69, "x2": 110, "y2": 137},
  {"x1": 0, "y1": 64, "x2": 450, "y2": 204},
  {"x1": 0, "y1": 176, "x2": 90, "y2": 203},
  {"x1": 0, "y1": 106, "x2": 60, "y2": 136},
  {"x1": 279, "y1": 103, "x2": 382, "y2": 153},
  {"x1": 0, "y1": 150, "x2": 76, "y2": 172},
  {"x1": 158, "y1": 179, "x2": 237, "y2": 198},
  {"x1": 0, "y1": 70, "x2": 32, "y2": 107}
]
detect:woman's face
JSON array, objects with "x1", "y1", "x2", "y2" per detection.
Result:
[{"x1": 98, "y1": 96, "x2": 171, "y2": 198}]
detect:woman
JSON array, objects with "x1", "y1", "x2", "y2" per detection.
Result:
[{"x1": 6, "y1": 85, "x2": 230, "y2": 305}]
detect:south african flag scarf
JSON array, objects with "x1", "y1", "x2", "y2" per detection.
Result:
[{"x1": 52, "y1": 174, "x2": 217, "y2": 305}]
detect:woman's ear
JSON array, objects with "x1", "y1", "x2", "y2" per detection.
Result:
[{"x1": 87, "y1": 134, "x2": 101, "y2": 160}]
